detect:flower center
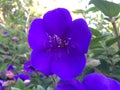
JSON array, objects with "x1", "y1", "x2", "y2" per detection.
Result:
[{"x1": 48, "y1": 34, "x2": 71, "y2": 48}]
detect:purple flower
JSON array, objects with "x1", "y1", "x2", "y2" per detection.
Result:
[
  {"x1": 24, "y1": 61, "x2": 35, "y2": 73},
  {"x1": 83, "y1": 73, "x2": 120, "y2": 90},
  {"x1": 0, "y1": 81, "x2": 4, "y2": 90},
  {"x1": 15, "y1": 73, "x2": 30, "y2": 81},
  {"x1": 15, "y1": 73, "x2": 31, "y2": 86},
  {"x1": 56, "y1": 73, "x2": 120, "y2": 90},
  {"x1": 2, "y1": 31, "x2": 8, "y2": 35},
  {"x1": 28, "y1": 8, "x2": 92, "y2": 80},
  {"x1": 0, "y1": 43, "x2": 3, "y2": 47},
  {"x1": 7, "y1": 64, "x2": 15, "y2": 71},
  {"x1": 55, "y1": 79, "x2": 85, "y2": 90}
]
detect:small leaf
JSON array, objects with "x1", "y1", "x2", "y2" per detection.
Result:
[
  {"x1": 90, "y1": 35, "x2": 108, "y2": 47},
  {"x1": 47, "y1": 87, "x2": 54, "y2": 90},
  {"x1": 86, "y1": 6, "x2": 99, "y2": 13},
  {"x1": 97, "y1": 60, "x2": 111, "y2": 74},
  {"x1": 90, "y1": 28, "x2": 102, "y2": 36},
  {"x1": 106, "y1": 36, "x2": 120, "y2": 47},
  {"x1": 36, "y1": 85, "x2": 45, "y2": 90},
  {"x1": 90, "y1": 0, "x2": 120, "y2": 18},
  {"x1": 104, "y1": 17, "x2": 111, "y2": 21},
  {"x1": 11, "y1": 87, "x2": 21, "y2": 90},
  {"x1": 0, "y1": 63, "x2": 8, "y2": 73},
  {"x1": 114, "y1": 14, "x2": 120, "y2": 21},
  {"x1": 15, "y1": 79, "x2": 25, "y2": 89},
  {"x1": 72, "y1": 9, "x2": 85, "y2": 14}
]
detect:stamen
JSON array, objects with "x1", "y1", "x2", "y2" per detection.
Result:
[{"x1": 47, "y1": 34, "x2": 71, "y2": 48}]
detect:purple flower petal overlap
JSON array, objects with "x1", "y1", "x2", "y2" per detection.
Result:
[
  {"x1": 52, "y1": 49, "x2": 86, "y2": 80},
  {"x1": 68, "y1": 19, "x2": 92, "y2": 54},
  {"x1": 55, "y1": 73, "x2": 120, "y2": 90},
  {"x1": 55, "y1": 79, "x2": 85, "y2": 90},
  {"x1": 28, "y1": 8, "x2": 92, "y2": 80},
  {"x1": 31, "y1": 50, "x2": 53, "y2": 75}
]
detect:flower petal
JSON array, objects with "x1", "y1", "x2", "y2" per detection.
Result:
[
  {"x1": 15, "y1": 74, "x2": 30, "y2": 81},
  {"x1": 52, "y1": 49, "x2": 86, "y2": 80},
  {"x1": 82, "y1": 73, "x2": 120, "y2": 90},
  {"x1": 55, "y1": 79, "x2": 85, "y2": 90},
  {"x1": 24, "y1": 61, "x2": 35, "y2": 73},
  {"x1": 108, "y1": 78, "x2": 120, "y2": 90},
  {"x1": 30, "y1": 50, "x2": 53, "y2": 75},
  {"x1": 43, "y1": 8, "x2": 72, "y2": 37},
  {"x1": 83, "y1": 73, "x2": 109, "y2": 90},
  {"x1": 28, "y1": 18, "x2": 49, "y2": 50},
  {"x1": 0, "y1": 81, "x2": 4, "y2": 90},
  {"x1": 7, "y1": 64, "x2": 14, "y2": 71},
  {"x1": 69, "y1": 18, "x2": 92, "y2": 54}
]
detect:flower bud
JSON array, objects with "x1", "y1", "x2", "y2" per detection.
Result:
[
  {"x1": 6, "y1": 71, "x2": 14, "y2": 79},
  {"x1": 23, "y1": 80, "x2": 30, "y2": 84},
  {"x1": 87, "y1": 58, "x2": 101, "y2": 67},
  {"x1": 12, "y1": 36, "x2": 19, "y2": 42}
]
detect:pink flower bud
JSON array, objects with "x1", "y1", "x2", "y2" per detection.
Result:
[
  {"x1": 6, "y1": 71, "x2": 14, "y2": 79},
  {"x1": 12, "y1": 36, "x2": 19, "y2": 42}
]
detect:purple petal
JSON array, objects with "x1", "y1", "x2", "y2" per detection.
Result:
[
  {"x1": 30, "y1": 50, "x2": 53, "y2": 75},
  {"x1": 55, "y1": 79, "x2": 85, "y2": 90},
  {"x1": 82, "y1": 73, "x2": 120, "y2": 90},
  {"x1": 0, "y1": 85, "x2": 4, "y2": 90},
  {"x1": 43, "y1": 8, "x2": 72, "y2": 37},
  {"x1": 0, "y1": 80, "x2": 4, "y2": 90},
  {"x1": 108, "y1": 78, "x2": 120, "y2": 90},
  {"x1": 24, "y1": 61, "x2": 35, "y2": 72},
  {"x1": 28, "y1": 18, "x2": 49, "y2": 50},
  {"x1": 15, "y1": 74, "x2": 30, "y2": 81},
  {"x1": 3, "y1": 31, "x2": 8, "y2": 35},
  {"x1": 52, "y1": 49, "x2": 86, "y2": 80},
  {"x1": 69, "y1": 19, "x2": 92, "y2": 54},
  {"x1": 7, "y1": 64, "x2": 14, "y2": 71}
]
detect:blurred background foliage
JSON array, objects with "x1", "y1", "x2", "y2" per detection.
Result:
[{"x1": 0, "y1": 0, "x2": 120, "y2": 90}]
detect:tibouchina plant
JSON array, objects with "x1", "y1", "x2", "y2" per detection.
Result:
[{"x1": 27, "y1": 8, "x2": 120, "y2": 90}]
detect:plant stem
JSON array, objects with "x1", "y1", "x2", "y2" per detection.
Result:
[
  {"x1": 51, "y1": 75, "x2": 57, "y2": 87},
  {"x1": 111, "y1": 18, "x2": 120, "y2": 50}
]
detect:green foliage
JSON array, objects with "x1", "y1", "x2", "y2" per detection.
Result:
[
  {"x1": 106, "y1": 36, "x2": 120, "y2": 47},
  {"x1": 90, "y1": 0, "x2": 120, "y2": 18},
  {"x1": 15, "y1": 79, "x2": 25, "y2": 89},
  {"x1": 75, "y1": 0, "x2": 120, "y2": 82}
]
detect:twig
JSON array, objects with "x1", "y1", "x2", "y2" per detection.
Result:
[{"x1": 111, "y1": 17, "x2": 120, "y2": 50}]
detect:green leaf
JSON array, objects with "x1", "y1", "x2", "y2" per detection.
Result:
[
  {"x1": 97, "y1": 60, "x2": 111, "y2": 74},
  {"x1": 90, "y1": 28, "x2": 102, "y2": 36},
  {"x1": 72, "y1": 9, "x2": 85, "y2": 14},
  {"x1": 90, "y1": 35, "x2": 108, "y2": 47},
  {"x1": 0, "y1": 63, "x2": 8, "y2": 73},
  {"x1": 86, "y1": 6, "x2": 99, "y2": 13},
  {"x1": 90, "y1": 0, "x2": 120, "y2": 18},
  {"x1": 15, "y1": 79, "x2": 25, "y2": 89},
  {"x1": 106, "y1": 36, "x2": 120, "y2": 47},
  {"x1": 36, "y1": 85, "x2": 45, "y2": 90},
  {"x1": 11, "y1": 87, "x2": 21, "y2": 90},
  {"x1": 47, "y1": 87, "x2": 54, "y2": 90},
  {"x1": 114, "y1": 14, "x2": 120, "y2": 21}
]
